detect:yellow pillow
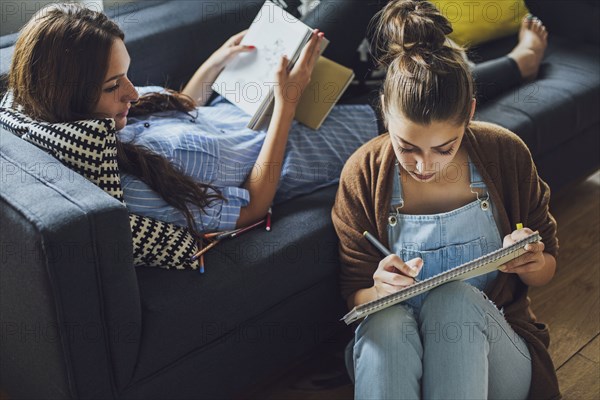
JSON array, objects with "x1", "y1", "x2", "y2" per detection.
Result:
[{"x1": 432, "y1": 0, "x2": 529, "y2": 47}]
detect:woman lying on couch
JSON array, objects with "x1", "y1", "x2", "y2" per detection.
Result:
[
  {"x1": 5, "y1": 2, "x2": 549, "y2": 242},
  {"x1": 6, "y1": 3, "x2": 380, "y2": 239}
]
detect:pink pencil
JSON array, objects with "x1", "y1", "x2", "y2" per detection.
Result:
[
  {"x1": 266, "y1": 207, "x2": 272, "y2": 231},
  {"x1": 230, "y1": 218, "x2": 266, "y2": 238}
]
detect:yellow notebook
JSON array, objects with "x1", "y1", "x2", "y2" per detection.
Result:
[
  {"x1": 294, "y1": 56, "x2": 355, "y2": 130},
  {"x1": 249, "y1": 56, "x2": 355, "y2": 131}
]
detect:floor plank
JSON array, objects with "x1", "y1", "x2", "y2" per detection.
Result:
[
  {"x1": 556, "y1": 353, "x2": 600, "y2": 399},
  {"x1": 529, "y1": 171, "x2": 600, "y2": 368},
  {"x1": 579, "y1": 334, "x2": 600, "y2": 363}
]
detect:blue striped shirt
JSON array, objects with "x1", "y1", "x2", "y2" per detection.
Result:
[{"x1": 118, "y1": 86, "x2": 378, "y2": 232}]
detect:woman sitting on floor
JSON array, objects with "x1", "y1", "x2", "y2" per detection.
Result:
[{"x1": 332, "y1": 0, "x2": 558, "y2": 398}]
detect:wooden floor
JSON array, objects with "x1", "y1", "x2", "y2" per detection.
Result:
[{"x1": 252, "y1": 170, "x2": 600, "y2": 400}]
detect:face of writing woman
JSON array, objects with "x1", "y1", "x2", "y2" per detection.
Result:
[
  {"x1": 387, "y1": 113, "x2": 466, "y2": 184},
  {"x1": 93, "y1": 39, "x2": 139, "y2": 131}
]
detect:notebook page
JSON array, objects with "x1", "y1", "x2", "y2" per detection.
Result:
[
  {"x1": 212, "y1": 1, "x2": 311, "y2": 117},
  {"x1": 342, "y1": 231, "x2": 542, "y2": 324}
]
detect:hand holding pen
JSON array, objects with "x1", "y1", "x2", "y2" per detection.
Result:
[{"x1": 363, "y1": 231, "x2": 423, "y2": 298}]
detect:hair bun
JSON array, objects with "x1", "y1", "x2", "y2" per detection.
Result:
[{"x1": 372, "y1": 0, "x2": 454, "y2": 66}]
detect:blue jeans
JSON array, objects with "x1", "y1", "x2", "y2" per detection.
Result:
[{"x1": 346, "y1": 281, "x2": 532, "y2": 400}]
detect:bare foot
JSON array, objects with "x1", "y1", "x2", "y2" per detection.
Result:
[{"x1": 508, "y1": 15, "x2": 549, "y2": 81}]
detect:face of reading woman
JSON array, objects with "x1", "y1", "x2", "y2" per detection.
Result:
[
  {"x1": 93, "y1": 38, "x2": 139, "y2": 130},
  {"x1": 387, "y1": 112, "x2": 466, "y2": 183}
]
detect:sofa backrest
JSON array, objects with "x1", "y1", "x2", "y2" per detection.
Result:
[{"x1": 0, "y1": 1, "x2": 263, "y2": 93}]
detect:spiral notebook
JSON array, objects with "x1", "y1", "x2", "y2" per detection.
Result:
[{"x1": 342, "y1": 231, "x2": 541, "y2": 325}]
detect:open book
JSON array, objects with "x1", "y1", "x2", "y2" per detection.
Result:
[
  {"x1": 342, "y1": 232, "x2": 542, "y2": 325},
  {"x1": 211, "y1": 0, "x2": 353, "y2": 130}
]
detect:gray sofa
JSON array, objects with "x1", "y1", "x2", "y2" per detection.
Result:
[{"x1": 1, "y1": 1, "x2": 598, "y2": 399}]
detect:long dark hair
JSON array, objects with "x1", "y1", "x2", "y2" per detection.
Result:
[
  {"x1": 8, "y1": 3, "x2": 225, "y2": 239},
  {"x1": 372, "y1": 0, "x2": 475, "y2": 126}
]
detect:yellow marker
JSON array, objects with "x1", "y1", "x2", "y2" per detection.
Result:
[{"x1": 516, "y1": 223, "x2": 523, "y2": 230}]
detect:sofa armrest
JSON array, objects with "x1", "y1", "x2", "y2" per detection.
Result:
[{"x1": 0, "y1": 128, "x2": 141, "y2": 399}]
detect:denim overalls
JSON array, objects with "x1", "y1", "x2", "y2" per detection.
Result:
[
  {"x1": 388, "y1": 157, "x2": 502, "y2": 313},
  {"x1": 346, "y1": 157, "x2": 532, "y2": 399}
]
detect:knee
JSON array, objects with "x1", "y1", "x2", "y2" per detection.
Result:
[
  {"x1": 355, "y1": 305, "x2": 419, "y2": 348},
  {"x1": 354, "y1": 305, "x2": 423, "y2": 368},
  {"x1": 420, "y1": 281, "x2": 487, "y2": 323}
]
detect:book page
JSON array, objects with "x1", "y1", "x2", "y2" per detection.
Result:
[{"x1": 212, "y1": 1, "x2": 311, "y2": 116}]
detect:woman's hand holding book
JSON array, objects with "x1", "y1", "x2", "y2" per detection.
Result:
[
  {"x1": 207, "y1": 30, "x2": 256, "y2": 71},
  {"x1": 273, "y1": 29, "x2": 325, "y2": 111},
  {"x1": 499, "y1": 226, "x2": 555, "y2": 287},
  {"x1": 182, "y1": 30, "x2": 256, "y2": 106}
]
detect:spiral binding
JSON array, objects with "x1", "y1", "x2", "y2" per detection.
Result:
[{"x1": 343, "y1": 232, "x2": 541, "y2": 324}]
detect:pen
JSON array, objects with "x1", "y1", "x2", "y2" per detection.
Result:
[{"x1": 363, "y1": 231, "x2": 420, "y2": 283}]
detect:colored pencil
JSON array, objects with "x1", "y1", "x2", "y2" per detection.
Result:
[
  {"x1": 215, "y1": 228, "x2": 242, "y2": 241},
  {"x1": 190, "y1": 239, "x2": 220, "y2": 261},
  {"x1": 203, "y1": 231, "x2": 228, "y2": 239},
  {"x1": 266, "y1": 207, "x2": 272, "y2": 231},
  {"x1": 230, "y1": 218, "x2": 266, "y2": 238}
]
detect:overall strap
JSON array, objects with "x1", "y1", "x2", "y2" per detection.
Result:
[
  {"x1": 469, "y1": 156, "x2": 487, "y2": 190},
  {"x1": 388, "y1": 162, "x2": 404, "y2": 226},
  {"x1": 468, "y1": 156, "x2": 491, "y2": 210},
  {"x1": 391, "y1": 162, "x2": 404, "y2": 211}
]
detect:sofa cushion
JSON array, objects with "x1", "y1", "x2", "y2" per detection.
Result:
[
  {"x1": 123, "y1": 274, "x2": 345, "y2": 398},
  {"x1": 130, "y1": 185, "x2": 343, "y2": 380},
  {"x1": 472, "y1": 35, "x2": 600, "y2": 157},
  {"x1": 437, "y1": 0, "x2": 529, "y2": 47}
]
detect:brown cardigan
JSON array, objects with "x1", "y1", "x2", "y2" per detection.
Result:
[{"x1": 332, "y1": 120, "x2": 560, "y2": 399}]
